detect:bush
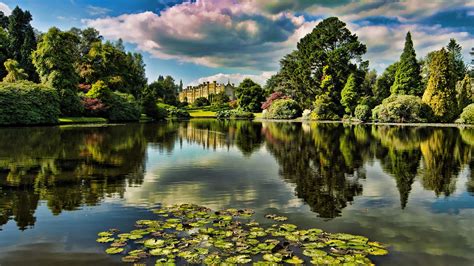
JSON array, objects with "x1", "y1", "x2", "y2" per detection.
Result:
[
  {"x1": 372, "y1": 95, "x2": 432, "y2": 123},
  {"x1": 261, "y1": 91, "x2": 288, "y2": 110},
  {"x1": 82, "y1": 97, "x2": 108, "y2": 117},
  {"x1": 354, "y1": 104, "x2": 371, "y2": 121},
  {"x1": 302, "y1": 109, "x2": 312, "y2": 120},
  {"x1": 107, "y1": 92, "x2": 141, "y2": 122},
  {"x1": 0, "y1": 81, "x2": 60, "y2": 125},
  {"x1": 60, "y1": 88, "x2": 84, "y2": 116},
  {"x1": 263, "y1": 99, "x2": 301, "y2": 119},
  {"x1": 142, "y1": 95, "x2": 166, "y2": 121},
  {"x1": 310, "y1": 94, "x2": 340, "y2": 120},
  {"x1": 167, "y1": 106, "x2": 191, "y2": 119},
  {"x1": 457, "y1": 104, "x2": 474, "y2": 124},
  {"x1": 193, "y1": 97, "x2": 210, "y2": 107},
  {"x1": 216, "y1": 109, "x2": 255, "y2": 120}
]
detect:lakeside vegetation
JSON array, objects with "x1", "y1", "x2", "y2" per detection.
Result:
[{"x1": 0, "y1": 6, "x2": 472, "y2": 126}]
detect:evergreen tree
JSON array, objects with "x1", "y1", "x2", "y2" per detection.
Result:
[
  {"x1": 341, "y1": 73, "x2": 358, "y2": 115},
  {"x1": 456, "y1": 74, "x2": 472, "y2": 112},
  {"x1": 7, "y1": 7, "x2": 37, "y2": 81},
  {"x1": 391, "y1": 32, "x2": 422, "y2": 96},
  {"x1": 0, "y1": 11, "x2": 8, "y2": 28},
  {"x1": 236, "y1": 78, "x2": 265, "y2": 112},
  {"x1": 374, "y1": 62, "x2": 398, "y2": 104},
  {"x1": 179, "y1": 79, "x2": 183, "y2": 93},
  {"x1": 0, "y1": 27, "x2": 8, "y2": 78},
  {"x1": 447, "y1": 39, "x2": 467, "y2": 83},
  {"x1": 422, "y1": 48, "x2": 457, "y2": 122}
]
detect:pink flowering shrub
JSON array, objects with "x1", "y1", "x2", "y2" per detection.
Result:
[{"x1": 261, "y1": 92, "x2": 289, "y2": 110}]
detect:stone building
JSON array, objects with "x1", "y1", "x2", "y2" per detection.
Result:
[{"x1": 179, "y1": 81, "x2": 236, "y2": 104}]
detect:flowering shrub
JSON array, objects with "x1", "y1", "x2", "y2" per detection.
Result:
[
  {"x1": 82, "y1": 97, "x2": 108, "y2": 117},
  {"x1": 302, "y1": 109, "x2": 312, "y2": 120},
  {"x1": 261, "y1": 92, "x2": 288, "y2": 110}
]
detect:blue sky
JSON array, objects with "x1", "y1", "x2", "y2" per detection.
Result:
[{"x1": 1, "y1": 0, "x2": 473, "y2": 85}]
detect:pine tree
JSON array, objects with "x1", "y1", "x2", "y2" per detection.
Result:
[
  {"x1": 447, "y1": 39, "x2": 467, "y2": 83},
  {"x1": 341, "y1": 73, "x2": 358, "y2": 116},
  {"x1": 391, "y1": 32, "x2": 422, "y2": 96},
  {"x1": 422, "y1": 48, "x2": 457, "y2": 122},
  {"x1": 456, "y1": 74, "x2": 472, "y2": 113}
]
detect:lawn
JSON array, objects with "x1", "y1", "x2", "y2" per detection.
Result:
[
  {"x1": 188, "y1": 109, "x2": 217, "y2": 118},
  {"x1": 59, "y1": 117, "x2": 108, "y2": 124}
]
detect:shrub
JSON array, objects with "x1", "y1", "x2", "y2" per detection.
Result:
[
  {"x1": 0, "y1": 81, "x2": 60, "y2": 125},
  {"x1": 372, "y1": 95, "x2": 432, "y2": 123},
  {"x1": 263, "y1": 99, "x2": 301, "y2": 119},
  {"x1": 59, "y1": 88, "x2": 84, "y2": 116},
  {"x1": 216, "y1": 109, "x2": 255, "y2": 120},
  {"x1": 82, "y1": 97, "x2": 107, "y2": 117},
  {"x1": 86, "y1": 80, "x2": 112, "y2": 99},
  {"x1": 229, "y1": 100, "x2": 238, "y2": 109},
  {"x1": 457, "y1": 104, "x2": 474, "y2": 124},
  {"x1": 167, "y1": 106, "x2": 191, "y2": 119},
  {"x1": 354, "y1": 104, "x2": 371, "y2": 121},
  {"x1": 193, "y1": 97, "x2": 210, "y2": 107},
  {"x1": 302, "y1": 109, "x2": 312, "y2": 120},
  {"x1": 310, "y1": 94, "x2": 340, "y2": 120},
  {"x1": 107, "y1": 92, "x2": 141, "y2": 122},
  {"x1": 261, "y1": 91, "x2": 288, "y2": 110},
  {"x1": 142, "y1": 95, "x2": 166, "y2": 121}
]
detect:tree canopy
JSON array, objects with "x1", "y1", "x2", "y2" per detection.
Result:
[
  {"x1": 236, "y1": 78, "x2": 265, "y2": 112},
  {"x1": 391, "y1": 32, "x2": 422, "y2": 96}
]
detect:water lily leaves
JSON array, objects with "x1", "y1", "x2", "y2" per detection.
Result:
[
  {"x1": 96, "y1": 204, "x2": 388, "y2": 265},
  {"x1": 285, "y1": 256, "x2": 304, "y2": 264},
  {"x1": 105, "y1": 247, "x2": 124, "y2": 254},
  {"x1": 96, "y1": 237, "x2": 114, "y2": 243}
]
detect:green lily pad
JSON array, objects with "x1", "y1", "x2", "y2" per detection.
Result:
[
  {"x1": 285, "y1": 256, "x2": 304, "y2": 264},
  {"x1": 144, "y1": 239, "x2": 165, "y2": 248},
  {"x1": 96, "y1": 237, "x2": 114, "y2": 243},
  {"x1": 262, "y1": 253, "x2": 283, "y2": 262},
  {"x1": 97, "y1": 231, "x2": 113, "y2": 237},
  {"x1": 105, "y1": 247, "x2": 124, "y2": 254},
  {"x1": 225, "y1": 255, "x2": 252, "y2": 264}
]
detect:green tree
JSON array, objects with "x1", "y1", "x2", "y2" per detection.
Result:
[
  {"x1": 361, "y1": 69, "x2": 377, "y2": 97},
  {"x1": 391, "y1": 32, "x2": 422, "y2": 96},
  {"x1": 341, "y1": 73, "x2": 358, "y2": 115},
  {"x1": 277, "y1": 17, "x2": 367, "y2": 108},
  {"x1": 236, "y1": 78, "x2": 265, "y2": 112},
  {"x1": 147, "y1": 75, "x2": 178, "y2": 105},
  {"x1": 456, "y1": 74, "x2": 472, "y2": 112},
  {"x1": 422, "y1": 48, "x2": 457, "y2": 122},
  {"x1": 447, "y1": 39, "x2": 467, "y2": 83},
  {"x1": 7, "y1": 7, "x2": 37, "y2": 81},
  {"x1": 374, "y1": 62, "x2": 398, "y2": 104},
  {"x1": 0, "y1": 27, "x2": 9, "y2": 78},
  {"x1": 3, "y1": 59, "x2": 28, "y2": 82}
]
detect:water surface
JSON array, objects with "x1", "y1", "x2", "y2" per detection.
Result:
[{"x1": 0, "y1": 120, "x2": 473, "y2": 265}]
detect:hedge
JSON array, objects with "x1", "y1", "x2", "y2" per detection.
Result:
[{"x1": 0, "y1": 81, "x2": 60, "y2": 125}]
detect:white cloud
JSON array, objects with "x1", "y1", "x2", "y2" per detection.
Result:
[
  {"x1": 188, "y1": 72, "x2": 275, "y2": 87},
  {"x1": 0, "y1": 2, "x2": 11, "y2": 15},
  {"x1": 86, "y1": 5, "x2": 111, "y2": 16}
]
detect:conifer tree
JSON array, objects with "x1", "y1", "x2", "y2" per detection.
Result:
[
  {"x1": 447, "y1": 39, "x2": 467, "y2": 83},
  {"x1": 341, "y1": 73, "x2": 358, "y2": 116},
  {"x1": 422, "y1": 48, "x2": 457, "y2": 122},
  {"x1": 456, "y1": 74, "x2": 472, "y2": 112},
  {"x1": 391, "y1": 32, "x2": 422, "y2": 96}
]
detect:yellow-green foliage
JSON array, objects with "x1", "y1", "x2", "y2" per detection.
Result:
[
  {"x1": 0, "y1": 81, "x2": 60, "y2": 125},
  {"x1": 458, "y1": 104, "x2": 474, "y2": 124},
  {"x1": 3, "y1": 59, "x2": 28, "y2": 83},
  {"x1": 422, "y1": 48, "x2": 457, "y2": 122}
]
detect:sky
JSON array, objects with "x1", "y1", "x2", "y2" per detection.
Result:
[{"x1": 1, "y1": 0, "x2": 473, "y2": 86}]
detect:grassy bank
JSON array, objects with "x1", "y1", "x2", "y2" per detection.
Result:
[{"x1": 59, "y1": 117, "x2": 108, "y2": 124}]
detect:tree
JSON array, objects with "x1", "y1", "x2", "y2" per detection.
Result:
[
  {"x1": 341, "y1": 73, "x2": 358, "y2": 115},
  {"x1": 147, "y1": 75, "x2": 178, "y2": 105},
  {"x1": 179, "y1": 79, "x2": 183, "y2": 93},
  {"x1": 3, "y1": 59, "x2": 28, "y2": 82},
  {"x1": 422, "y1": 48, "x2": 457, "y2": 122},
  {"x1": 236, "y1": 78, "x2": 265, "y2": 112},
  {"x1": 391, "y1": 32, "x2": 422, "y2": 96},
  {"x1": 361, "y1": 69, "x2": 377, "y2": 97},
  {"x1": 32, "y1": 27, "x2": 82, "y2": 115},
  {"x1": 277, "y1": 17, "x2": 367, "y2": 108},
  {"x1": 374, "y1": 62, "x2": 398, "y2": 104},
  {"x1": 456, "y1": 74, "x2": 472, "y2": 112},
  {"x1": 7, "y1": 7, "x2": 37, "y2": 81},
  {"x1": 447, "y1": 39, "x2": 467, "y2": 83},
  {"x1": 0, "y1": 27, "x2": 9, "y2": 78}
]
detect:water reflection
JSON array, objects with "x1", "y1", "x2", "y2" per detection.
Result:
[{"x1": 0, "y1": 121, "x2": 473, "y2": 229}]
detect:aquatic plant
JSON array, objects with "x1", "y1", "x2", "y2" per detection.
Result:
[{"x1": 96, "y1": 204, "x2": 388, "y2": 264}]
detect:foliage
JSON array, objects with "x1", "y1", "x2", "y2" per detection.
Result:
[
  {"x1": 456, "y1": 74, "x2": 472, "y2": 113},
  {"x1": 372, "y1": 95, "x2": 432, "y2": 123},
  {"x1": 263, "y1": 99, "x2": 301, "y2": 119},
  {"x1": 236, "y1": 78, "x2": 265, "y2": 112},
  {"x1": 302, "y1": 109, "x2": 312, "y2": 120},
  {"x1": 81, "y1": 97, "x2": 107, "y2": 117},
  {"x1": 354, "y1": 104, "x2": 371, "y2": 121},
  {"x1": 146, "y1": 75, "x2": 178, "y2": 105},
  {"x1": 447, "y1": 39, "x2": 467, "y2": 83},
  {"x1": 374, "y1": 62, "x2": 398, "y2": 104},
  {"x1": 193, "y1": 97, "x2": 210, "y2": 107},
  {"x1": 0, "y1": 27, "x2": 8, "y2": 78},
  {"x1": 142, "y1": 94, "x2": 166, "y2": 121},
  {"x1": 422, "y1": 48, "x2": 457, "y2": 122},
  {"x1": 3, "y1": 59, "x2": 28, "y2": 82},
  {"x1": 211, "y1": 92, "x2": 230, "y2": 105},
  {"x1": 0, "y1": 81, "x2": 60, "y2": 125},
  {"x1": 311, "y1": 94, "x2": 340, "y2": 120},
  {"x1": 261, "y1": 91, "x2": 288, "y2": 110},
  {"x1": 457, "y1": 103, "x2": 474, "y2": 124},
  {"x1": 276, "y1": 17, "x2": 367, "y2": 108},
  {"x1": 216, "y1": 109, "x2": 255, "y2": 120},
  {"x1": 391, "y1": 32, "x2": 422, "y2": 96},
  {"x1": 107, "y1": 92, "x2": 141, "y2": 122},
  {"x1": 166, "y1": 106, "x2": 191, "y2": 119},
  {"x1": 86, "y1": 80, "x2": 112, "y2": 99},
  {"x1": 341, "y1": 73, "x2": 359, "y2": 115}
]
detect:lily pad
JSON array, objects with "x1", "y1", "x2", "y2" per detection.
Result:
[{"x1": 105, "y1": 247, "x2": 124, "y2": 254}]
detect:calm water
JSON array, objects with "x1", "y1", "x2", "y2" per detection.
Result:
[{"x1": 0, "y1": 120, "x2": 473, "y2": 265}]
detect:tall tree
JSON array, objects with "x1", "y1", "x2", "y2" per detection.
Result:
[
  {"x1": 374, "y1": 62, "x2": 398, "y2": 104},
  {"x1": 0, "y1": 27, "x2": 8, "y2": 78},
  {"x1": 341, "y1": 73, "x2": 359, "y2": 116},
  {"x1": 278, "y1": 17, "x2": 367, "y2": 108},
  {"x1": 179, "y1": 79, "x2": 183, "y2": 93},
  {"x1": 0, "y1": 11, "x2": 8, "y2": 28},
  {"x1": 447, "y1": 39, "x2": 467, "y2": 83},
  {"x1": 391, "y1": 32, "x2": 422, "y2": 96},
  {"x1": 236, "y1": 78, "x2": 265, "y2": 112},
  {"x1": 7, "y1": 7, "x2": 37, "y2": 81},
  {"x1": 422, "y1": 48, "x2": 457, "y2": 122}
]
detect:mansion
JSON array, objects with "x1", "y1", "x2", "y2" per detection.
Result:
[{"x1": 179, "y1": 81, "x2": 236, "y2": 104}]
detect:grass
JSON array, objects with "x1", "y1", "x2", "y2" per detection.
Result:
[
  {"x1": 253, "y1": 112, "x2": 263, "y2": 119},
  {"x1": 188, "y1": 109, "x2": 217, "y2": 118},
  {"x1": 59, "y1": 117, "x2": 108, "y2": 124}
]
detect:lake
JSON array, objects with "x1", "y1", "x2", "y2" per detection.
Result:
[{"x1": 0, "y1": 120, "x2": 473, "y2": 265}]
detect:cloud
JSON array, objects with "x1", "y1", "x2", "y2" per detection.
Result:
[
  {"x1": 86, "y1": 5, "x2": 111, "y2": 16},
  {"x1": 188, "y1": 72, "x2": 275, "y2": 86},
  {"x1": 0, "y1": 2, "x2": 11, "y2": 15}
]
